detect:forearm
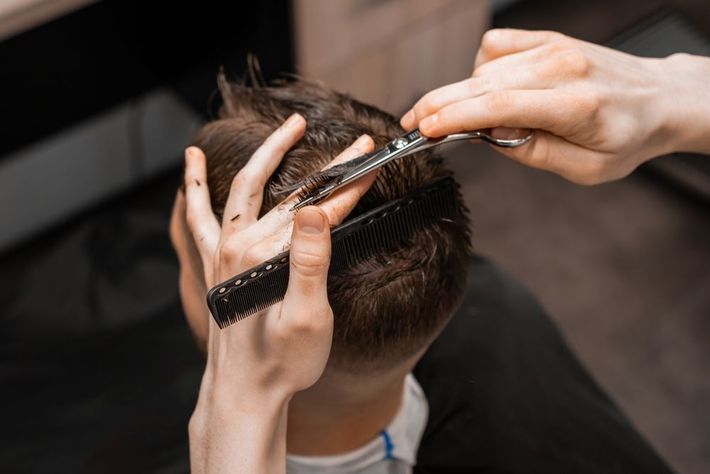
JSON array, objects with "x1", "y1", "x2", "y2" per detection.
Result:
[
  {"x1": 656, "y1": 52, "x2": 710, "y2": 156},
  {"x1": 189, "y1": 387, "x2": 290, "y2": 474}
]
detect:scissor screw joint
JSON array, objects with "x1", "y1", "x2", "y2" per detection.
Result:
[{"x1": 392, "y1": 137, "x2": 408, "y2": 149}]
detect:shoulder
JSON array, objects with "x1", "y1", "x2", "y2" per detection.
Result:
[{"x1": 414, "y1": 256, "x2": 671, "y2": 474}]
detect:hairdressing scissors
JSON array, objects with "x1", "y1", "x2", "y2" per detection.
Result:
[{"x1": 291, "y1": 128, "x2": 534, "y2": 210}]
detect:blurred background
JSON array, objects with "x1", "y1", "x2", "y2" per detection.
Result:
[{"x1": 1, "y1": 0, "x2": 708, "y2": 472}]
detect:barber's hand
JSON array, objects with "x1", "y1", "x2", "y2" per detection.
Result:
[
  {"x1": 402, "y1": 29, "x2": 710, "y2": 184},
  {"x1": 181, "y1": 114, "x2": 376, "y2": 473}
]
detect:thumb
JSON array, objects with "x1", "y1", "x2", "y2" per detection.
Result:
[{"x1": 284, "y1": 206, "x2": 331, "y2": 308}]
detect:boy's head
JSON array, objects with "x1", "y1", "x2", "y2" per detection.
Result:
[{"x1": 170, "y1": 75, "x2": 472, "y2": 374}]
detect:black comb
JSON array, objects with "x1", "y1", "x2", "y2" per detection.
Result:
[{"x1": 207, "y1": 177, "x2": 462, "y2": 328}]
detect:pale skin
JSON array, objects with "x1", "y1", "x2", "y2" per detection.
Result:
[
  {"x1": 170, "y1": 114, "x2": 420, "y2": 473},
  {"x1": 401, "y1": 29, "x2": 710, "y2": 185}
]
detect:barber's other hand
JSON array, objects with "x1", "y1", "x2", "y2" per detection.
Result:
[
  {"x1": 181, "y1": 114, "x2": 376, "y2": 473},
  {"x1": 402, "y1": 29, "x2": 710, "y2": 184}
]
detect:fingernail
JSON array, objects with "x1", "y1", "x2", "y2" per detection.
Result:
[
  {"x1": 185, "y1": 147, "x2": 196, "y2": 163},
  {"x1": 353, "y1": 134, "x2": 370, "y2": 150},
  {"x1": 401, "y1": 109, "x2": 414, "y2": 128},
  {"x1": 296, "y1": 207, "x2": 326, "y2": 234},
  {"x1": 420, "y1": 114, "x2": 438, "y2": 132},
  {"x1": 285, "y1": 113, "x2": 303, "y2": 128}
]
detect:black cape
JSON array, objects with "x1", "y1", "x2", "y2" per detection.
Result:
[{"x1": 414, "y1": 258, "x2": 670, "y2": 473}]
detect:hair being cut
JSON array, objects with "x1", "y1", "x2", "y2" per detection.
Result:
[{"x1": 189, "y1": 73, "x2": 472, "y2": 373}]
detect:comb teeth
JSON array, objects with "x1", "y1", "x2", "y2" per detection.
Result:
[
  {"x1": 331, "y1": 182, "x2": 457, "y2": 270},
  {"x1": 207, "y1": 177, "x2": 462, "y2": 328},
  {"x1": 212, "y1": 262, "x2": 289, "y2": 328}
]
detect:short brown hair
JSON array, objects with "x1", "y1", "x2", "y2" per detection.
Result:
[{"x1": 189, "y1": 74, "x2": 472, "y2": 373}]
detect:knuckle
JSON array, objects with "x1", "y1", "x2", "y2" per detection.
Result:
[
  {"x1": 575, "y1": 163, "x2": 606, "y2": 185},
  {"x1": 472, "y1": 63, "x2": 489, "y2": 78},
  {"x1": 527, "y1": 150, "x2": 551, "y2": 170},
  {"x1": 544, "y1": 39, "x2": 568, "y2": 57},
  {"x1": 586, "y1": 171, "x2": 606, "y2": 186},
  {"x1": 291, "y1": 249, "x2": 329, "y2": 277},
  {"x1": 185, "y1": 210, "x2": 197, "y2": 229},
  {"x1": 467, "y1": 77, "x2": 479, "y2": 93},
  {"x1": 545, "y1": 30, "x2": 566, "y2": 43},
  {"x1": 184, "y1": 167, "x2": 203, "y2": 184},
  {"x1": 285, "y1": 317, "x2": 315, "y2": 337},
  {"x1": 287, "y1": 308, "x2": 331, "y2": 334},
  {"x1": 271, "y1": 136, "x2": 291, "y2": 155},
  {"x1": 271, "y1": 327, "x2": 292, "y2": 347},
  {"x1": 253, "y1": 167, "x2": 271, "y2": 186},
  {"x1": 481, "y1": 29, "x2": 503, "y2": 52},
  {"x1": 576, "y1": 90, "x2": 601, "y2": 119},
  {"x1": 288, "y1": 313, "x2": 316, "y2": 333},
  {"x1": 322, "y1": 207, "x2": 340, "y2": 227},
  {"x1": 241, "y1": 244, "x2": 267, "y2": 268},
  {"x1": 518, "y1": 139, "x2": 551, "y2": 170},
  {"x1": 233, "y1": 168, "x2": 266, "y2": 194},
  {"x1": 185, "y1": 213, "x2": 207, "y2": 237},
  {"x1": 468, "y1": 76, "x2": 487, "y2": 95},
  {"x1": 239, "y1": 168, "x2": 255, "y2": 183},
  {"x1": 261, "y1": 131, "x2": 291, "y2": 156},
  {"x1": 668, "y1": 52, "x2": 691, "y2": 62},
  {"x1": 415, "y1": 94, "x2": 436, "y2": 116},
  {"x1": 484, "y1": 91, "x2": 512, "y2": 113},
  {"x1": 218, "y1": 241, "x2": 240, "y2": 266},
  {"x1": 560, "y1": 49, "x2": 590, "y2": 76},
  {"x1": 230, "y1": 171, "x2": 249, "y2": 190}
]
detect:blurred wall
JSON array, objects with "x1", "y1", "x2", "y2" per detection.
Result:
[
  {"x1": 294, "y1": 0, "x2": 490, "y2": 115},
  {"x1": 0, "y1": 1, "x2": 294, "y2": 253}
]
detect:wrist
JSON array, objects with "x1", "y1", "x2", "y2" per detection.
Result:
[
  {"x1": 190, "y1": 387, "x2": 291, "y2": 472},
  {"x1": 190, "y1": 397, "x2": 290, "y2": 439},
  {"x1": 198, "y1": 363, "x2": 294, "y2": 412},
  {"x1": 654, "y1": 53, "x2": 710, "y2": 155},
  {"x1": 192, "y1": 376, "x2": 292, "y2": 433}
]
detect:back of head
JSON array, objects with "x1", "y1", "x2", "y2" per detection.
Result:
[{"x1": 191, "y1": 74, "x2": 472, "y2": 373}]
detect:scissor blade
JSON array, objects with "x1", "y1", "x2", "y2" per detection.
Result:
[
  {"x1": 288, "y1": 129, "x2": 430, "y2": 210},
  {"x1": 272, "y1": 149, "x2": 383, "y2": 198}
]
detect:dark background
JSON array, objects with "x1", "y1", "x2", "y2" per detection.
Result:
[{"x1": 0, "y1": 1, "x2": 294, "y2": 158}]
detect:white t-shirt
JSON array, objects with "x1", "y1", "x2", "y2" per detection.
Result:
[{"x1": 287, "y1": 374, "x2": 429, "y2": 474}]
